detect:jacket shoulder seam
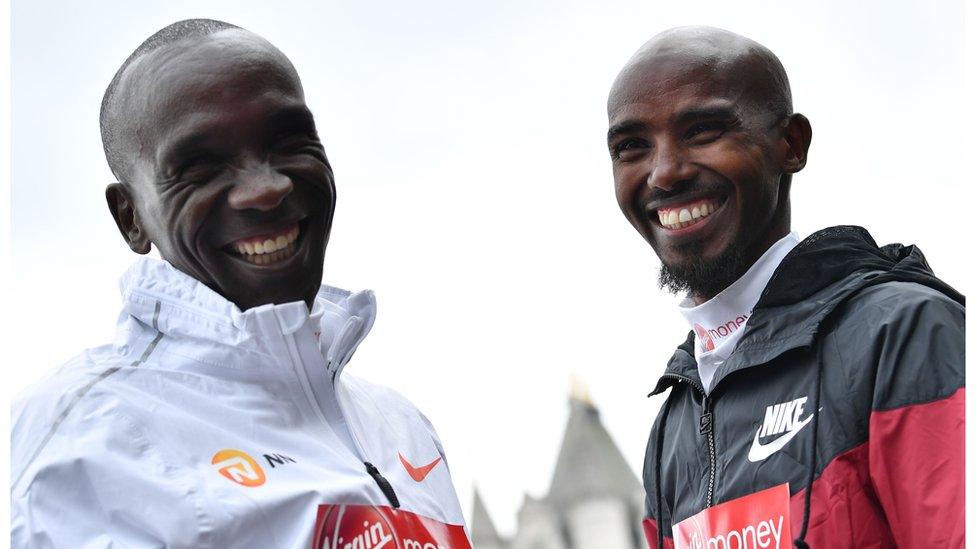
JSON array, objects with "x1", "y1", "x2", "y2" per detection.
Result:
[{"x1": 872, "y1": 385, "x2": 965, "y2": 413}]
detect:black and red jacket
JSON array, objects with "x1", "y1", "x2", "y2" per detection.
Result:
[{"x1": 642, "y1": 226, "x2": 965, "y2": 548}]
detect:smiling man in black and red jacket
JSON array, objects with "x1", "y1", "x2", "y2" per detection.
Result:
[{"x1": 606, "y1": 26, "x2": 965, "y2": 548}]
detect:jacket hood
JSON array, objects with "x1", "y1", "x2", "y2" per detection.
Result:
[
  {"x1": 756, "y1": 225, "x2": 963, "y2": 308},
  {"x1": 654, "y1": 225, "x2": 964, "y2": 394},
  {"x1": 118, "y1": 258, "x2": 376, "y2": 375}
]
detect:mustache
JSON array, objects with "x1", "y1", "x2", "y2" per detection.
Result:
[
  {"x1": 646, "y1": 179, "x2": 729, "y2": 203},
  {"x1": 208, "y1": 198, "x2": 314, "y2": 247}
]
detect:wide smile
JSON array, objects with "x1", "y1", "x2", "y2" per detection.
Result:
[
  {"x1": 648, "y1": 196, "x2": 727, "y2": 235},
  {"x1": 224, "y1": 220, "x2": 306, "y2": 267}
]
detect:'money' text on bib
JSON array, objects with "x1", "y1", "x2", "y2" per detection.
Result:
[{"x1": 672, "y1": 484, "x2": 791, "y2": 549}]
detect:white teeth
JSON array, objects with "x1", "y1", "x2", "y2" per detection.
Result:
[
  {"x1": 239, "y1": 241, "x2": 296, "y2": 265},
  {"x1": 658, "y1": 200, "x2": 719, "y2": 229},
  {"x1": 232, "y1": 224, "x2": 301, "y2": 257}
]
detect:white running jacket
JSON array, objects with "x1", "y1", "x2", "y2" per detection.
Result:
[{"x1": 12, "y1": 259, "x2": 470, "y2": 549}]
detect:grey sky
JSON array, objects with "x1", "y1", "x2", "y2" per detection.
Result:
[{"x1": 10, "y1": 0, "x2": 969, "y2": 535}]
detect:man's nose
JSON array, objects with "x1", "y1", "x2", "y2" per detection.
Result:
[
  {"x1": 646, "y1": 146, "x2": 698, "y2": 191},
  {"x1": 226, "y1": 166, "x2": 294, "y2": 211}
]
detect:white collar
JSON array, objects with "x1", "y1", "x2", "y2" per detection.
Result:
[
  {"x1": 118, "y1": 257, "x2": 376, "y2": 375},
  {"x1": 678, "y1": 232, "x2": 800, "y2": 391}
]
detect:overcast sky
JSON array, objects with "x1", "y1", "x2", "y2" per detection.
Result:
[{"x1": 8, "y1": 0, "x2": 972, "y2": 536}]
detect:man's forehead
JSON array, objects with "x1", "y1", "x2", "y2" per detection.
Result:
[
  {"x1": 608, "y1": 54, "x2": 738, "y2": 120},
  {"x1": 608, "y1": 27, "x2": 790, "y2": 124},
  {"x1": 112, "y1": 30, "x2": 305, "y2": 163},
  {"x1": 122, "y1": 30, "x2": 300, "y2": 103}
]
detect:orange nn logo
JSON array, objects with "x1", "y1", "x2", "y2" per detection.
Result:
[{"x1": 212, "y1": 449, "x2": 266, "y2": 487}]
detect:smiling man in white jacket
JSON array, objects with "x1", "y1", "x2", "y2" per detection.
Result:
[{"x1": 12, "y1": 19, "x2": 469, "y2": 548}]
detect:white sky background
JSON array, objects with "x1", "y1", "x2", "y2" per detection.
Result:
[{"x1": 7, "y1": 0, "x2": 972, "y2": 537}]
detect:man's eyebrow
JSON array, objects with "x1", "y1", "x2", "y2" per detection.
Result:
[
  {"x1": 268, "y1": 104, "x2": 317, "y2": 134},
  {"x1": 672, "y1": 106, "x2": 739, "y2": 126},
  {"x1": 157, "y1": 132, "x2": 218, "y2": 171},
  {"x1": 607, "y1": 120, "x2": 647, "y2": 145}
]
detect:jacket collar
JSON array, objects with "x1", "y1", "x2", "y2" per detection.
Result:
[
  {"x1": 118, "y1": 258, "x2": 376, "y2": 375},
  {"x1": 653, "y1": 225, "x2": 964, "y2": 395}
]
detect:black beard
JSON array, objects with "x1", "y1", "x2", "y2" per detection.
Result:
[{"x1": 658, "y1": 241, "x2": 749, "y2": 301}]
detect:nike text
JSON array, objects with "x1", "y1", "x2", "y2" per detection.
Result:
[
  {"x1": 747, "y1": 397, "x2": 815, "y2": 463},
  {"x1": 759, "y1": 397, "x2": 807, "y2": 438}
]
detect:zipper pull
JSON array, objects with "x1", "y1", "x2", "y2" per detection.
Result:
[
  {"x1": 699, "y1": 395, "x2": 713, "y2": 435},
  {"x1": 364, "y1": 462, "x2": 400, "y2": 509}
]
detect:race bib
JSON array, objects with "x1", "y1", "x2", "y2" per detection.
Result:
[
  {"x1": 312, "y1": 504, "x2": 471, "y2": 549},
  {"x1": 672, "y1": 484, "x2": 791, "y2": 549}
]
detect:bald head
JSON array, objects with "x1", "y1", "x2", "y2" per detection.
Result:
[
  {"x1": 609, "y1": 26, "x2": 792, "y2": 123},
  {"x1": 99, "y1": 19, "x2": 301, "y2": 182}
]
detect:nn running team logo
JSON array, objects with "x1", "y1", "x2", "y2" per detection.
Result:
[
  {"x1": 212, "y1": 449, "x2": 266, "y2": 487},
  {"x1": 694, "y1": 313, "x2": 750, "y2": 353}
]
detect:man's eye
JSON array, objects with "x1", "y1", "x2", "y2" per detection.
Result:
[
  {"x1": 176, "y1": 156, "x2": 222, "y2": 182},
  {"x1": 685, "y1": 122, "x2": 725, "y2": 143},
  {"x1": 612, "y1": 138, "x2": 648, "y2": 159}
]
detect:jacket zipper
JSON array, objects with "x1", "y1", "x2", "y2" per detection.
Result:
[
  {"x1": 364, "y1": 462, "x2": 400, "y2": 508},
  {"x1": 660, "y1": 373, "x2": 716, "y2": 507},
  {"x1": 328, "y1": 364, "x2": 400, "y2": 509},
  {"x1": 284, "y1": 329, "x2": 400, "y2": 508}
]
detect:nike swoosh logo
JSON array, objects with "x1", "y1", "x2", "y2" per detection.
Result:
[
  {"x1": 747, "y1": 412, "x2": 815, "y2": 463},
  {"x1": 398, "y1": 452, "x2": 442, "y2": 482}
]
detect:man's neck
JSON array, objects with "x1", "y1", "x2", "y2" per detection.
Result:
[
  {"x1": 687, "y1": 230, "x2": 797, "y2": 306},
  {"x1": 689, "y1": 227, "x2": 791, "y2": 305}
]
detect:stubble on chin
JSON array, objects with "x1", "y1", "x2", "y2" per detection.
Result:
[{"x1": 657, "y1": 240, "x2": 748, "y2": 301}]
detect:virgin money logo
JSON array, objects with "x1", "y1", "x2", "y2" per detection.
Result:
[
  {"x1": 672, "y1": 484, "x2": 791, "y2": 549},
  {"x1": 694, "y1": 324, "x2": 715, "y2": 352},
  {"x1": 312, "y1": 504, "x2": 471, "y2": 549},
  {"x1": 694, "y1": 313, "x2": 750, "y2": 353},
  {"x1": 212, "y1": 449, "x2": 266, "y2": 487},
  {"x1": 315, "y1": 505, "x2": 397, "y2": 549}
]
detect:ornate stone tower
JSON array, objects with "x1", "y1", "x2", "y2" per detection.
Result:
[
  {"x1": 472, "y1": 384, "x2": 645, "y2": 549},
  {"x1": 471, "y1": 488, "x2": 508, "y2": 549}
]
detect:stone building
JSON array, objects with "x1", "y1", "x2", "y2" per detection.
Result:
[{"x1": 471, "y1": 388, "x2": 645, "y2": 549}]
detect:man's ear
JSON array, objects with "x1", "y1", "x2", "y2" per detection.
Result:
[
  {"x1": 782, "y1": 113, "x2": 812, "y2": 174},
  {"x1": 105, "y1": 182, "x2": 151, "y2": 254}
]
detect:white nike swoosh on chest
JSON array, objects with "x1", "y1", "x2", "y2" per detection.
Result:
[{"x1": 747, "y1": 412, "x2": 814, "y2": 463}]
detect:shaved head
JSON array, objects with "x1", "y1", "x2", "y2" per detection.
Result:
[
  {"x1": 100, "y1": 19, "x2": 301, "y2": 183},
  {"x1": 101, "y1": 20, "x2": 239, "y2": 181},
  {"x1": 609, "y1": 26, "x2": 792, "y2": 123}
]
